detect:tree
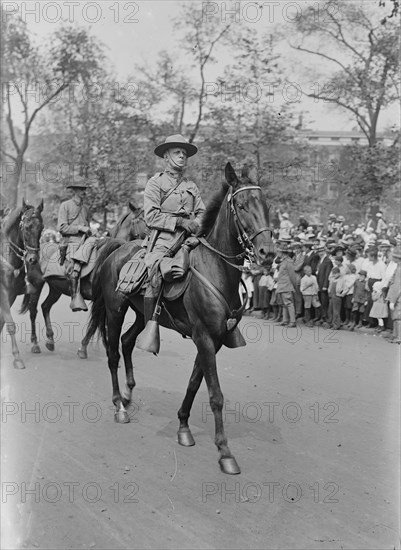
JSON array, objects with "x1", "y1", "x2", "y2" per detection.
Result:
[
  {"x1": 1, "y1": 16, "x2": 105, "y2": 206},
  {"x1": 291, "y1": 0, "x2": 400, "y2": 146},
  {"x1": 173, "y1": 2, "x2": 235, "y2": 143}
]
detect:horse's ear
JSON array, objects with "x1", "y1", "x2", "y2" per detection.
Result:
[
  {"x1": 22, "y1": 197, "x2": 27, "y2": 210},
  {"x1": 128, "y1": 201, "x2": 138, "y2": 214},
  {"x1": 225, "y1": 163, "x2": 239, "y2": 188},
  {"x1": 37, "y1": 198, "x2": 44, "y2": 213}
]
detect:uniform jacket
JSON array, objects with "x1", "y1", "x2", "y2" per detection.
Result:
[
  {"x1": 57, "y1": 198, "x2": 90, "y2": 243},
  {"x1": 276, "y1": 256, "x2": 298, "y2": 293},
  {"x1": 143, "y1": 170, "x2": 205, "y2": 265},
  {"x1": 293, "y1": 252, "x2": 306, "y2": 283},
  {"x1": 387, "y1": 264, "x2": 401, "y2": 319},
  {"x1": 316, "y1": 255, "x2": 333, "y2": 291}
]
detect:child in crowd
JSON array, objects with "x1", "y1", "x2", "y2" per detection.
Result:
[
  {"x1": 369, "y1": 281, "x2": 389, "y2": 332},
  {"x1": 338, "y1": 263, "x2": 358, "y2": 328},
  {"x1": 349, "y1": 269, "x2": 369, "y2": 330},
  {"x1": 328, "y1": 267, "x2": 343, "y2": 330},
  {"x1": 300, "y1": 265, "x2": 321, "y2": 327},
  {"x1": 270, "y1": 258, "x2": 283, "y2": 322},
  {"x1": 258, "y1": 267, "x2": 275, "y2": 319}
]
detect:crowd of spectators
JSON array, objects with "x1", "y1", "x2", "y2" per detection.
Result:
[{"x1": 242, "y1": 211, "x2": 401, "y2": 344}]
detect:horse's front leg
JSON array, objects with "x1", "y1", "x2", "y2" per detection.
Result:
[
  {"x1": 193, "y1": 329, "x2": 240, "y2": 475},
  {"x1": 28, "y1": 287, "x2": 42, "y2": 353},
  {"x1": 177, "y1": 353, "x2": 203, "y2": 447},
  {"x1": 41, "y1": 285, "x2": 62, "y2": 351},
  {"x1": 2, "y1": 311, "x2": 25, "y2": 369}
]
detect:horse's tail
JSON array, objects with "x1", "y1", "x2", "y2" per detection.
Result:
[
  {"x1": 88, "y1": 238, "x2": 125, "y2": 348},
  {"x1": 19, "y1": 293, "x2": 31, "y2": 314}
]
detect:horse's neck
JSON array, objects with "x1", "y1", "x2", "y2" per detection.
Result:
[
  {"x1": 208, "y1": 201, "x2": 242, "y2": 261},
  {"x1": 2, "y1": 215, "x2": 23, "y2": 267}
]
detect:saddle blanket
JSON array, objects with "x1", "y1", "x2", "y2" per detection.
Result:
[{"x1": 40, "y1": 242, "x2": 98, "y2": 280}]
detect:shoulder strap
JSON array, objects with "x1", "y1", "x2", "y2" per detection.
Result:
[{"x1": 161, "y1": 178, "x2": 185, "y2": 206}]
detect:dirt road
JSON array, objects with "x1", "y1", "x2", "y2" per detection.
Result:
[{"x1": 1, "y1": 296, "x2": 399, "y2": 549}]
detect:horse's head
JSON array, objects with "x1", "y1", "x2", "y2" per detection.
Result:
[
  {"x1": 128, "y1": 202, "x2": 147, "y2": 240},
  {"x1": 225, "y1": 163, "x2": 275, "y2": 265},
  {"x1": 20, "y1": 198, "x2": 44, "y2": 266}
]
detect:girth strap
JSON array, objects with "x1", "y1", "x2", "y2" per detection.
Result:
[{"x1": 189, "y1": 264, "x2": 248, "y2": 331}]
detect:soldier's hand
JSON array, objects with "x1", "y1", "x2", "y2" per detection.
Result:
[{"x1": 178, "y1": 218, "x2": 199, "y2": 234}]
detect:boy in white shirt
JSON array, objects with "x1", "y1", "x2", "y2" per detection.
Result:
[{"x1": 300, "y1": 265, "x2": 321, "y2": 327}]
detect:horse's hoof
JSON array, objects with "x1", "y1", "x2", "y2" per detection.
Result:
[
  {"x1": 114, "y1": 411, "x2": 130, "y2": 424},
  {"x1": 31, "y1": 345, "x2": 41, "y2": 354},
  {"x1": 13, "y1": 359, "x2": 26, "y2": 370},
  {"x1": 45, "y1": 342, "x2": 55, "y2": 351},
  {"x1": 219, "y1": 457, "x2": 241, "y2": 475},
  {"x1": 177, "y1": 429, "x2": 195, "y2": 447},
  {"x1": 77, "y1": 349, "x2": 87, "y2": 359}
]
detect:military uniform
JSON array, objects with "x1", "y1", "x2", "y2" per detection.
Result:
[
  {"x1": 143, "y1": 168, "x2": 205, "y2": 272},
  {"x1": 57, "y1": 197, "x2": 96, "y2": 264}
]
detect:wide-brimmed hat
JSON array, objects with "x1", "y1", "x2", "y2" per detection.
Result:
[
  {"x1": 282, "y1": 212, "x2": 289, "y2": 219},
  {"x1": 65, "y1": 175, "x2": 88, "y2": 189},
  {"x1": 378, "y1": 239, "x2": 392, "y2": 248},
  {"x1": 154, "y1": 134, "x2": 198, "y2": 158},
  {"x1": 329, "y1": 213, "x2": 336, "y2": 219},
  {"x1": 376, "y1": 211, "x2": 383, "y2": 217},
  {"x1": 302, "y1": 239, "x2": 314, "y2": 247},
  {"x1": 314, "y1": 244, "x2": 326, "y2": 253},
  {"x1": 358, "y1": 269, "x2": 367, "y2": 276}
]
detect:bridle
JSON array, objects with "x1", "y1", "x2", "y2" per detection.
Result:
[
  {"x1": 198, "y1": 185, "x2": 274, "y2": 271},
  {"x1": 5, "y1": 208, "x2": 42, "y2": 274}
]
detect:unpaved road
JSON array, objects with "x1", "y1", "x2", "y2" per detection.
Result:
[{"x1": 1, "y1": 295, "x2": 399, "y2": 550}]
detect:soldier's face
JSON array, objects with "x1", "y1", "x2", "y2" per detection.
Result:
[{"x1": 165, "y1": 147, "x2": 187, "y2": 170}]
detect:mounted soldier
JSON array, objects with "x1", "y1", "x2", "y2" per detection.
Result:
[
  {"x1": 57, "y1": 176, "x2": 97, "y2": 311},
  {"x1": 141, "y1": 134, "x2": 206, "y2": 329}
]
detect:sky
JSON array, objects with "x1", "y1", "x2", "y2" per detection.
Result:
[{"x1": 3, "y1": 0, "x2": 398, "y2": 133}]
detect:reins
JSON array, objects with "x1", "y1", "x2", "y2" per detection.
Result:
[{"x1": 198, "y1": 185, "x2": 274, "y2": 273}]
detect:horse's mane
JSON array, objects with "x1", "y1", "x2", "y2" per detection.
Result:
[
  {"x1": 109, "y1": 212, "x2": 130, "y2": 238},
  {"x1": 198, "y1": 181, "x2": 230, "y2": 237}
]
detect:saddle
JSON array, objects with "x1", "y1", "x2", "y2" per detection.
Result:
[
  {"x1": 40, "y1": 242, "x2": 98, "y2": 281},
  {"x1": 116, "y1": 239, "x2": 197, "y2": 300}
]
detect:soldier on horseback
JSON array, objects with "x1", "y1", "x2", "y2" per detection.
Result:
[
  {"x1": 57, "y1": 176, "x2": 96, "y2": 311},
  {"x1": 142, "y1": 134, "x2": 206, "y2": 327}
]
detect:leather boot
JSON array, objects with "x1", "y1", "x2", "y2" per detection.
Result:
[{"x1": 69, "y1": 268, "x2": 87, "y2": 312}]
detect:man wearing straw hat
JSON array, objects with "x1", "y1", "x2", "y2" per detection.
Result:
[{"x1": 142, "y1": 134, "x2": 205, "y2": 324}]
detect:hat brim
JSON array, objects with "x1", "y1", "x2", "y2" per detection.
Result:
[
  {"x1": 154, "y1": 142, "x2": 198, "y2": 158},
  {"x1": 66, "y1": 183, "x2": 88, "y2": 189}
]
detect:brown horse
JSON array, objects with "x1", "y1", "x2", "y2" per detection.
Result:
[
  {"x1": 87, "y1": 163, "x2": 274, "y2": 474},
  {"x1": 0, "y1": 200, "x2": 44, "y2": 368},
  {"x1": 20, "y1": 202, "x2": 147, "y2": 357}
]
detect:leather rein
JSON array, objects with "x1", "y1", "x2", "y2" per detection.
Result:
[{"x1": 198, "y1": 185, "x2": 274, "y2": 272}]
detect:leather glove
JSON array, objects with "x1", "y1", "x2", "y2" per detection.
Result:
[{"x1": 177, "y1": 218, "x2": 199, "y2": 234}]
